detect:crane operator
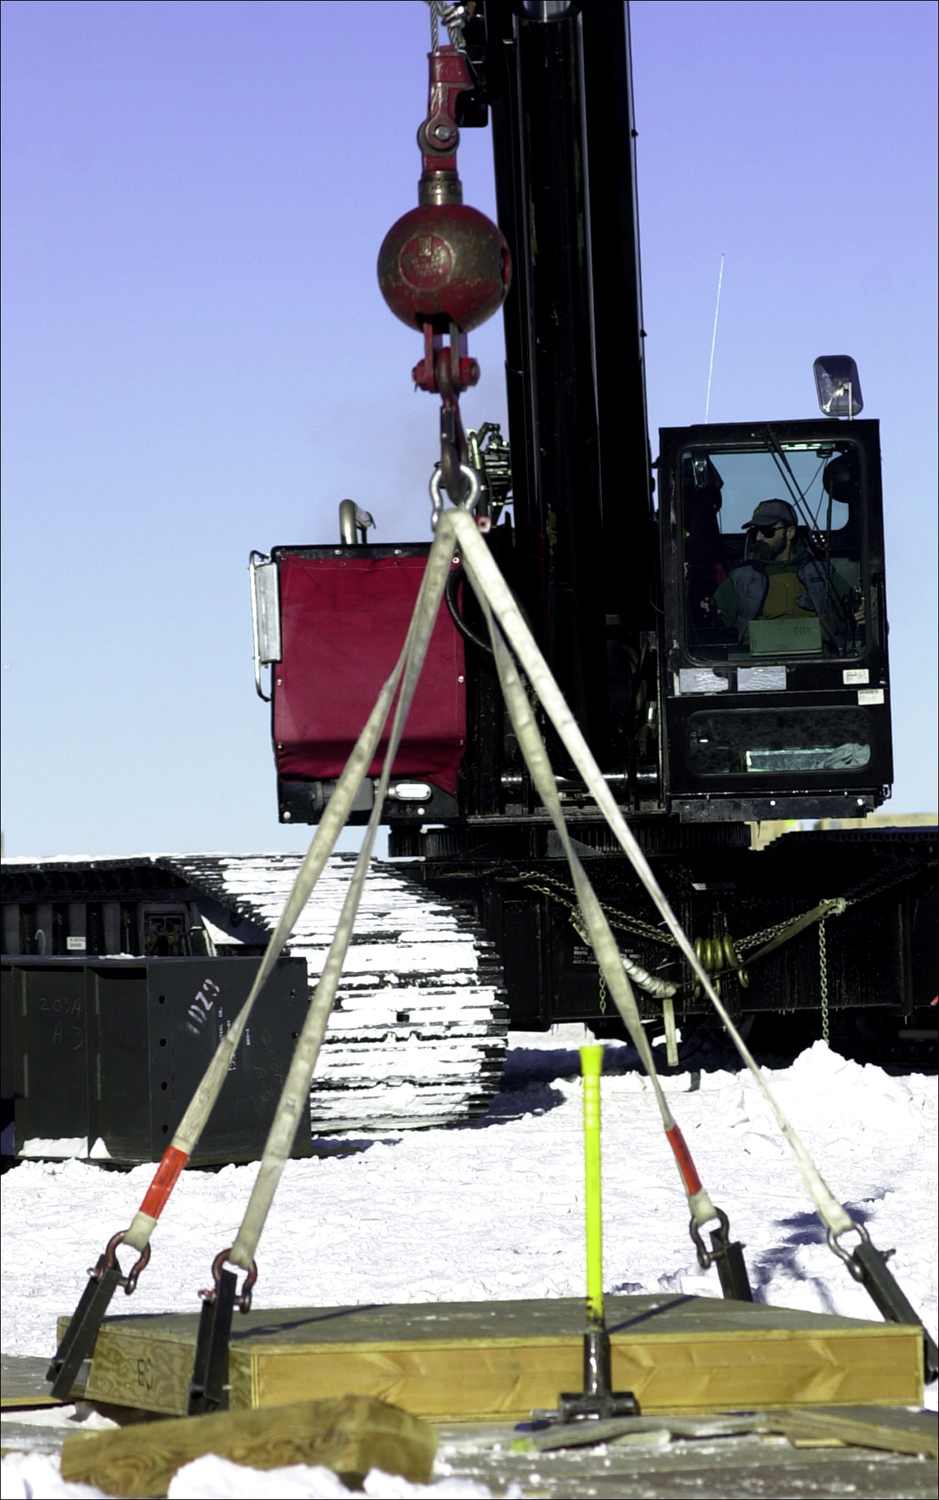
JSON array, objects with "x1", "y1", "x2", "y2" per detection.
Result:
[{"x1": 710, "y1": 499, "x2": 861, "y2": 652}]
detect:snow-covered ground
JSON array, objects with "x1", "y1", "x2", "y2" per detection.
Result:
[
  {"x1": 0, "y1": 1450, "x2": 504, "y2": 1499},
  {"x1": 2, "y1": 1036, "x2": 936, "y2": 1497}
]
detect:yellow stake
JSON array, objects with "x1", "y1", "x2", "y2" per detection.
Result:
[{"x1": 580, "y1": 1043, "x2": 604, "y2": 1326}]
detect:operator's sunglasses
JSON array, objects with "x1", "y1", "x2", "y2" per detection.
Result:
[{"x1": 746, "y1": 522, "x2": 786, "y2": 537}]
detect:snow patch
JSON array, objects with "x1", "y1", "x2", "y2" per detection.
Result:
[
  {"x1": 2, "y1": 1046, "x2": 935, "y2": 1417},
  {"x1": 17, "y1": 1140, "x2": 87, "y2": 1160},
  {"x1": 0, "y1": 1452, "x2": 103, "y2": 1499},
  {"x1": 168, "y1": 1456, "x2": 511, "y2": 1498},
  {"x1": 0, "y1": 1452, "x2": 514, "y2": 1500}
]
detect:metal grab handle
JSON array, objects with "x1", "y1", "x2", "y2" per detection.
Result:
[
  {"x1": 339, "y1": 499, "x2": 358, "y2": 546},
  {"x1": 249, "y1": 550, "x2": 281, "y2": 702},
  {"x1": 249, "y1": 551, "x2": 270, "y2": 701}
]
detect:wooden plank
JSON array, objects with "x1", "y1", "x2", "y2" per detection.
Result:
[
  {"x1": 0, "y1": 1354, "x2": 83, "y2": 1410},
  {"x1": 241, "y1": 1329, "x2": 919, "y2": 1417},
  {"x1": 65, "y1": 1295, "x2": 923, "y2": 1421},
  {"x1": 60, "y1": 1395, "x2": 436, "y2": 1498},
  {"x1": 770, "y1": 1406, "x2": 938, "y2": 1457},
  {"x1": 65, "y1": 1294, "x2": 912, "y2": 1348},
  {"x1": 243, "y1": 1340, "x2": 583, "y2": 1419},
  {"x1": 611, "y1": 1326, "x2": 921, "y2": 1413},
  {"x1": 521, "y1": 1405, "x2": 939, "y2": 1458}
]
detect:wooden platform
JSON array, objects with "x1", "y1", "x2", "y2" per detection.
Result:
[{"x1": 62, "y1": 1296, "x2": 923, "y2": 1421}]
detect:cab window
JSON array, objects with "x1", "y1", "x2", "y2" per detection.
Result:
[{"x1": 680, "y1": 442, "x2": 865, "y2": 662}]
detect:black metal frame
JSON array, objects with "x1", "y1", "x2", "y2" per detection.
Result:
[{"x1": 2, "y1": 955, "x2": 311, "y2": 1165}]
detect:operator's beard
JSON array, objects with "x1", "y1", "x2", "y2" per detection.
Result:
[{"x1": 752, "y1": 535, "x2": 787, "y2": 561}]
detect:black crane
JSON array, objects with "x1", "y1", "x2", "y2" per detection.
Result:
[{"x1": 254, "y1": 0, "x2": 934, "y2": 1044}]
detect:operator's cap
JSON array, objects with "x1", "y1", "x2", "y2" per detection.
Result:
[{"x1": 747, "y1": 498, "x2": 798, "y2": 530}]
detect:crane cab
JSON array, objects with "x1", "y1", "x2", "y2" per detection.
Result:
[{"x1": 658, "y1": 417, "x2": 892, "y2": 823}]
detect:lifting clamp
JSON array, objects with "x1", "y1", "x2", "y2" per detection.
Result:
[
  {"x1": 188, "y1": 1249, "x2": 258, "y2": 1415},
  {"x1": 46, "y1": 1231, "x2": 151, "y2": 1402}
]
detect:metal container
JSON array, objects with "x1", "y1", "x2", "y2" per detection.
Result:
[{"x1": 5, "y1": 956, "x2": 311, "y2": 1165}]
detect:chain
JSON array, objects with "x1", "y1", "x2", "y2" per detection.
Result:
[
  {"x1": 520, "y1": 875, "x2": 591, "y2": 946},
  {"x1": 841, "y1": 857, "x2": 935, "y2": 909},
  {"x1": 517, "y1": 871, "x2": 676, "y2": 1003},
  {"x1": 819, "y1": 918, "x2": 829, "y2": 1044},
  {"x1": 736, "y1": 916, "x2": 801, "y2": 954},
  {"x1": 521, "y1": 868, "x2": 813, "y2": 970},
  {"x1": 717, "y1": 857, "x2": 932, "y2": 959},
  {"x1": 518, "y1": 870, "x2": 676, "y2": 949},
  {"x1": 504, "y1": 850, "x2": 933, "y2": 1004},
  {"x1": 599, "y1": 901, "x2": 677, "y2": 947}
]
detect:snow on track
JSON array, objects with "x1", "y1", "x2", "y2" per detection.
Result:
[{"x1": 166, "y1": 853, "x2": 509, "y2": 1131}]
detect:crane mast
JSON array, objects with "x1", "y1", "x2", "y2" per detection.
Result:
[{"x1": 486, "y1": 0, "x2": 655, "y2": 780}]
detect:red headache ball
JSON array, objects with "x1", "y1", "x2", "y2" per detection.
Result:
[{"x1": 378, "y1": 203, "x2": 511, "y2": 333}]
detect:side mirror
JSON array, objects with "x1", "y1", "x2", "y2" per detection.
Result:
[{"x1": 814, "y1": 355, "x2": 863, "y2": 418}]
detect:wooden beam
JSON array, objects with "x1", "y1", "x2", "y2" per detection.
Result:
[
  {"x1": 60, "y1": 1394, "x2": 437, "y2": 1498},
  {"x1": 522, "y1": 1405, "x2": 939, "y2": 1458}
]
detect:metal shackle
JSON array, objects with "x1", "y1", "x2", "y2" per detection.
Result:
[{"x1": 430, "y1": 462, "x2": 482, "y2": 530}]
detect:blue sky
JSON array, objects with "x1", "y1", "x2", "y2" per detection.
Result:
[{"x1": 2, "y1": 0, "x2": 936, "y2": 857}]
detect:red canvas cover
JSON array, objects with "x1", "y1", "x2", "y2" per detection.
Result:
[{"x1": 274, "y1": 553, "x2": 466, "y2": 795}]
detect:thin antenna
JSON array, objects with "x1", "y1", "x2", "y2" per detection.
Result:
[{"x1": 704, "y1": 253, "x2": 725, "y2": 423}]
